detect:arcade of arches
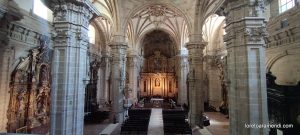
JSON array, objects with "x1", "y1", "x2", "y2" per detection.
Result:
[{"x1": 0, "y1": 0, "x2": 300, "y2": 135}]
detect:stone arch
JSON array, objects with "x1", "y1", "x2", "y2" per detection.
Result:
[
  {"x1": 266, "y1": 51, "x2": 289, "y2": 72},
  {"x1": 140, "y1": 29, "x2": 178, "y2": 58},
  {"x1": 267, "y1": 51, "x2": 300, "y2": 85},
  {"x1": 90, "y1": 20, "x2": 108, "y2": 53},
  {"x1": 137, "y1": 28, "x2": 179, "y2": 53}
]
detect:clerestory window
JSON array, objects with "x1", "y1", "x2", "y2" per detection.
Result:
[
  {"x1": 33, "y1": 0, "x2": 48, "y2": 20},
  {"x1": 88, "y1": 25, "x2": 96, "y2": 44},
  {"x1": 279, "y1": 0, "x2": 295, "y2": 13}
]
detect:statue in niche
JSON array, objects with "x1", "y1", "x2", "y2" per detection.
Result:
[
  {"x1": 16, "y1": 88, "x2": 26, "y2": 114},
  {"x1": 39, "y1": 65, "x2": 48, "y2": 82},
  {"x1": 218, "y1": 61, "x2": 228, "y2": 114},
  {"x1": 36, "y1": 86, "x2": 48, "y2": 123},
  {"x1": 38, "y1": 38, "x2": 51, "y2": 63},
  {"x1": 35, "y1": 64, "x2": 50, "y2": 124},
  {"x1": 155, "y1": 78, "x2": 160, "y2": 86}
]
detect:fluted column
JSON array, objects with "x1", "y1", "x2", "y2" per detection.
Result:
[
  {"x1": 50, "y1": 1, "x2": 98, "y2": 135},
  {"x1": 176, "y1": 54, "x2": 188, "y2": 105},
  {"x1": 109, "y1": 43, "x2": 127, "y2": 123},
  {"x1": 186, "y1": 41, "x2": 206, "y2": 127},
  {"x1": 223, "y1": 0, "x2": 268, "y2": 135}
]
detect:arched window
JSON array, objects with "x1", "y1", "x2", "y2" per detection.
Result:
[
  {"x1": 33, "y1": 0, "x2": 48, "y2": 19},
  {"x1": 279, "y1": 0, "x2": 295, "y2": 13},
  {"x1": 88, "y1": 25, "x2": 96, "y2": 44}
]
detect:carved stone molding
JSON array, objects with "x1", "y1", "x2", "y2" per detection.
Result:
[
  {"x1": 127, "y1": 55, "x2": 140, "y2": 68},
  {"x1": 266, "y1": 6, "x2": 300, "y2": 48}
]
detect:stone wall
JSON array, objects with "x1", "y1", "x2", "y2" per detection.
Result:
[
  {"x1": 266, "y1": 2, "x2": 300, "y2": 85},
  {"x1": 0, "y1": 0, "x2": 52, "y2": 132}
]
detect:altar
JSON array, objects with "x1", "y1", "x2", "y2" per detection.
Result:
[{"x1": 150, "y1": 98, "x2": 164, "y2": 108}]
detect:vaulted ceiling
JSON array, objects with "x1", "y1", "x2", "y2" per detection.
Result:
[
  {"x1": 89, "y1": 0, "x2": 225, "y2": 53},
  {"x1": 127, "y1": 4, "x2": 188, "y2": 51}
]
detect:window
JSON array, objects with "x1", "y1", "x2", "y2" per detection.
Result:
[
  {"x1": 33, "y1": 0, "x2": 48, "y2": 19},
  {"x1": 281, "y1": 19, "x2": 289, "y2": 28},
  {"x1": 279, "y1": 0, "x2": 295, "y2": 13},
  {"x1": 88, "y1": 25, "x2": 96, "y2": 44}
]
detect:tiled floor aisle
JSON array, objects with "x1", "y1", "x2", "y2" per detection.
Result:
[
  {"x1": 148, "y1": 108, "x2": 164, "y2": 135},
  {"x1": 205, "y1": 112, "x2": 229, "y2": 135}
]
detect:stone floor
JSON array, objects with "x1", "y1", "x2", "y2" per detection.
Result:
[
  {"x1": 84, "y1": 119, "x2": 110, "y2": 135},
  {"x1": 204, "y1": 112, "x2": 229, "y2": 135},
  {"x1": 148, "y1": 108, "x2": 164, "y2": 135},
  {"x1": 83, "y1": 111, "x2": 229, "y2": 135}
]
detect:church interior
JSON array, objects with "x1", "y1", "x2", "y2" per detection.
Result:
[{"x1": 0, "y1": 0, "x2": 300, "y2": 135}]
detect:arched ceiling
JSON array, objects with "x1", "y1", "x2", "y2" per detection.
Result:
[
  {"x1": 127, "y1": 4, "x2": 189, "y2": 50},
  {"x1": 91, "y1": 0, "x2": 116, "y2": 23},
  {"x1": 202, "y1": 14, "x2": 225, "y2": 54},
  {"x1": 142, "y1": 30, "x2": 176, "y2": 58},
  {"x1": 94, "y1": 16, "x2": 113, "y2": 43},
  {"x1": 88, "y1": 0, "x2": 225, "y2": 52},
  {"x1": 203, "y1": 14, "x2": 225, "y2": 43}
]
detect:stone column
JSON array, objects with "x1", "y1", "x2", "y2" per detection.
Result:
[
  {"x1": 127, "y1": 53, "x2": 140, "y2": 102},
  {"x1": 98, "y1": 52, "x2": 110, "y2": 106},
  {"x1": 186, "y1": 41, "x2": 206, "y2": 127},
  {"x1": 176, "y1": 54, "x2": 188, "y2": 105},
  {"x1": 109, "y1": 42, "x2": 127, "y2": 123},
  {"x1": 50, "y1": 2, "x2": 96, "y2": 135},
  {"x1": 223, "y1": 0, "x2": 268, "y2": 135},
  {"x1": 206, "y1": 56, "x2": 222, "y2": 110}
]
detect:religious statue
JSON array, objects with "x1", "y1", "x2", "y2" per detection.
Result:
[
  {"x1": 155, "y1": 78, "x2": 160, "y2": 86},
  {"x1": 40, "y1": 65, "x2": 48, "y2": 82},
  {"x1": 35, "y1": 84, "x2": 50, "y2": 124}
]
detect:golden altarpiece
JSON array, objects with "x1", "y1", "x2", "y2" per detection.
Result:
[
  {"x1": 140, "y1": 50, "x2": 177, "y2": 98},
  {"x1": 7, "y1": 37, "x2": 52, "y2": 134}
]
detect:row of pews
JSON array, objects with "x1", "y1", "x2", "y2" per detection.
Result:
[
  {"x1": 120, "y1": 109, "x2": 151, "y2": 135},
  {"x1": 267, "y1": 72, "x2": 300, "y2": 134},
  {"x1": 162, "y1": 109, "x2": 192, "y2": 135}
]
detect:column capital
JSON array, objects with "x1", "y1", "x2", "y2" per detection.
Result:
[
  {"x1": 185, "y1": 41, "x2": 207, "y2": 50},
  {"x1": 176, "y1": 54, "x2": 188, "y2": 58},
  {"x1": 43, "y1": 0, "x2": 100, "y2": 18},
  {"x1": 127, "y1": 55, "x2": 140, "y2": 68},
  {"x1": 109, "y1": 42, "x2": 128, "y2": 49}
]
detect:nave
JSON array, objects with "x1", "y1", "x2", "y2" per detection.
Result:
[
  {"x1": 84, "y1": 101, "x2": 229, "y2": 135},
  {"x1": 1, "y1": 0, "x2": 300, "y2": 135}
]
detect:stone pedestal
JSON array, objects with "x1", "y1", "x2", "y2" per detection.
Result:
[
  {"x1": 186, "y1": 41, "x2": 206, "y2": 127},
  {"x1": 109, "y1": 43, "x2": 127, "y2": 123},
  {"x1": 50, "y1": 2, "x2": 96, "y2": 135},
  {"x1": 223, "y1": 0, "x2": 269, "y2": 135}
]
